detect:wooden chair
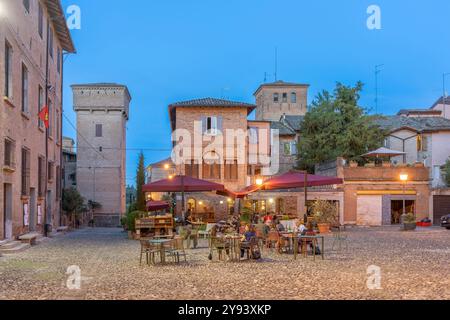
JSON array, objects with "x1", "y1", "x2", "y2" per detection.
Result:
[
  {"x1": 139, "y1": 240, "x2": 159, "y2": 265},
  {"x1": 331, "y1": 226, "x2": 348, "y2": 252},
  {"x1": 210, "y1": 237, "x2": 229, "y2": 261},
  {"x1": 171, "y1": 236, "x2": 187, "y2": 263},
  {"x1": 266, "y1": 231, "x2": 279, "y2": 250},
  {"x1": 255, "y1": 228, "x2": 266, "y2": 252}
]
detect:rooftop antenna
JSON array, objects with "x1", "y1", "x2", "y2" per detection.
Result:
[
  {"x1": 375, "y1": 64, "x2": 384, "y2": 114},
  {"x1": 264, "y1": 72, "x2": 267, "y2": 83},
  {"x1": 274, "y1": 47, "x2": 278, "y2": 82}
]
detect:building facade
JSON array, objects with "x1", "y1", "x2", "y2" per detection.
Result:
[
  {"x1": 72, "y1": 83, "x2": 130, "y2": 227},
  {"x1": 62, "y1": 136, "x2": 76, "y2": 189},
  {"x1": 0, "y1": 0, "x2": 75, "y2": 239}
]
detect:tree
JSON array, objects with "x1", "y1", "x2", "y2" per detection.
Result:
[
  {"x1": 297, "y1": 82, "x2": 386, "y2": 170},
  {"x1": 442, "y1": 159, "x2": 450, "y2": 187},
  {"x1": 62, "y1": 188, "x2": 85, "y2": 228},
  {"x1": 135, "y1": 151, "x2": 147, "y2": 211}
]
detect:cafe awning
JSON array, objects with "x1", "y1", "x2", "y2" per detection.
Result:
[
  {"x1": 142, "y1": 175, "x2": 225, "y2": 193},
  {"x1": 234, "y1": 171, "x2": 343, "y2": 198},
  {"x1": 146, "y1": 201, "x2": 170, "y2": 211}
]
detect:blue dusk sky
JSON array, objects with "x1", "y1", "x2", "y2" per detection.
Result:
[{"x1": 60, "y1": 0, "x2": 450, "y2": 186}]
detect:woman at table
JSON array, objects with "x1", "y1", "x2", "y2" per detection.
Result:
[
  {"x1": 240, "y1": 225, "x2": 256, "y2": 258},
  {"x1": 294, "y1": 220, "x2": 306, "y2": 234},
  {"x1": 275, "y1": 219, "x2": 285, "y2": 232}
]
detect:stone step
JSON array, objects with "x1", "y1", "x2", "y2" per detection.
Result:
[{"x1": 0, "y1": 242, "x2": 31, "y2": 254}]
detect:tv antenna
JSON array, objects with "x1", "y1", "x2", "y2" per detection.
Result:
[{"x1": 375, "y1": 64, "x2": 384, "y2": 114}]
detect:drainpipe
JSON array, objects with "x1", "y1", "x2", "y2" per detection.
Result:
[{"x1": 43, "y1": 18, "x2": 50, "y2": 237}]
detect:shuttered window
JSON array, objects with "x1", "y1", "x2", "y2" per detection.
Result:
[
  {"x1": 95, "y1": 124, "x2": 103, "y2": 137},
  {"x1": 225, "y1": 160, "x2": 238, "y2": 180}
]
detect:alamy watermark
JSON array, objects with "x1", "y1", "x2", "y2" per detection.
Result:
[
  {"x1": 367, "y1": 4, "x2": 382, "y2": 30},
  {"x1": 66, "y1": 5, "x2": 81, "y2": 30},
  {"x1": 171, "y1": 124, "x2": 280, "y2": 175},
  {"x1": 366, "y1": 265, "x2": 382, "y2": 290}
]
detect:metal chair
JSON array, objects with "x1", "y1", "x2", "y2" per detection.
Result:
[
  {"x1": 139, "y1": 240, "x2": 159, "y2": 265},
  {"x1": 331, "y1": 226, "x2": 348, "y2": 252},
  {"x1": 210, "y1": 237, "x2": 229, "y2": 261}
]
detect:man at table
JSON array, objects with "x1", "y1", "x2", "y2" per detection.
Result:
[{"x1": 240, "y1": 225, "x2": 256, "y2": 258}]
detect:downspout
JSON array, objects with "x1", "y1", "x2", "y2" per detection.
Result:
[{"x1": 43, "y1": 17, "x2": 50, "y2": 237}]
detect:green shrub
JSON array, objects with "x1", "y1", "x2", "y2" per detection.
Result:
[
  {"x1": 402, "y1": 213, "x2": 416, "y2": 224},
  {"x1": 120, "y1": 216, "x2": 128, "y2": 228},
  {"x1": 443, "y1": 159, "x2": 450, "y2": 187},
  {"x1": 126, "y1": 211, "x2": 147, "y2": 232}
]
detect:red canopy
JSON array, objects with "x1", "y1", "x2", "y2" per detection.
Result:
[
  {"x1": 142, "y1": 175, "x2": 225, "y2": 193},
  {"x1": 234, "y1": 171, "x2": 343, "y2": 198},
  {"x1": 146, "y1": 201, "x2": 170, "y2": 211}
]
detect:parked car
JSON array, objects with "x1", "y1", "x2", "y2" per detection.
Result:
[{"x1": 441, "y1": 214, "x2": 450, "y2": 229}]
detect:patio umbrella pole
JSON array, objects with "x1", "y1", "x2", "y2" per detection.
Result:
[
  {"x1": 181, "y1": 175, "x2": 185, "y2": 222},
  {"x1": 304, "y1": 171, "x2": 308, "y2": 223}
]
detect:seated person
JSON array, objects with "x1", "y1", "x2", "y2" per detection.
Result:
[
  {"x1": 295, "y1": 220, "x2": 306, "y2": 234},
  {"x1": 275, "y1": 220, "x2": 285, "y2": 232},
  {"x1": 241, "y1": 225, "x2": 256, "y2": 258}
]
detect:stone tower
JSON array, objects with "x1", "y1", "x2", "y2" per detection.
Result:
[
  {"x1": 254, "y1": 80, "x2": 309, "y2": 121},
  {"x1": 72, "y1": 83, "x2": 131, "y2": 227}
]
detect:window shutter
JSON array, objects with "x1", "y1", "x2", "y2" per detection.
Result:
[
  {"x1": 217, "y1": 116, "x2": 223, "y2": 134},
  {"x1": 201, "y1": 117, "x2": 207, "y2": 134}
]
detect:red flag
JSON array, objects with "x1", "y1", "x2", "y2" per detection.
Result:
[{"x1": 38, "y1": 106, "x2": 49, "y2": 128}]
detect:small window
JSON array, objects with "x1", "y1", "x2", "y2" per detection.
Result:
[
  {"x1": 4, "y1": 41, "x2": 13, "y2": 98},
  {"x1": 203, "y1": 117, "x2": 218, "y2": 135},
  {"x1": 21, "y1": 64, "x2": 29, "y2": 113},
  {"x1": 291, "y1": 92, "x2": 297, "y2": 103},
  {"x1": 38, "y1": 3, "x2": 44, "y2": 38},
  {"x1": 96, "y1": 124, "x2": 103, "y2": 137},
  {"x1": 282, "y1": 93, "x2": 288, "y2": 103},
  {"x1": 49, "y1": 28, "x2": 54, "y2": 58},
  {"x1": 48, "y1": 161, "x2": 54, "y2": 181},
  {"x1": 23, "y1": 0, "x2": 30, "y2": 13},
  {"x1": 57, "y1": 48, "x2": 61, "y2": 73},
  {"x1": 273, "y1": 93, "x2": 279, "y2": 103},
  {"x1": 4, "y1": 138, "x2": 15, "y2": 168}
]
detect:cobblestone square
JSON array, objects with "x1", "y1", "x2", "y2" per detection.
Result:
[{"x1": 1, "y1": 227, "x2": 450, "y2": 300}]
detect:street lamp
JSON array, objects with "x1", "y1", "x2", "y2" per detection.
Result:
[
  {"x1": 255, "y1": 178, "x2": 263, "y2": 186},
  {"x1": 400, "y1": 173, "x2": 409, "y2": 218},
  {"x1": 164, "y1": 164, "x2": 170, "y2": 170}
]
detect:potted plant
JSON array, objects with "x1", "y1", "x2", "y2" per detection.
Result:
[
  {"x1": 240, "y1": 207, "x2": 253, "y2": 226},
  {"x1": 349, "y1": 161, "x2": 358, "y2": 168},
  {"x1": 402, "y1": 213, "x2": 417, "y2": 231},
  {"x1": 310, "y1": 200, "x2": 338, "y2": 234}
]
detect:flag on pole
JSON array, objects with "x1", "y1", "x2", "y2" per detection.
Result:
[{"x1": 38, "y1": 106, "x2": 49, "y2": 128}]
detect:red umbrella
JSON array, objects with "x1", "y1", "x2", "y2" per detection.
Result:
[
  {"x1": 142, "y1": 176, "x2": 225, "y2": 220},
  {"x1": 143, "y1": 175, "x2": 225, "y2": 192},
  {"x1": 263, "y1": 171, "x2": 343, "y2": 190},
  {"x1": 146, "y1": 201, "x2": 170, "y2": 212},
  {"x1": 235, "y1": 171, "x2": 342, "y2": 198}
]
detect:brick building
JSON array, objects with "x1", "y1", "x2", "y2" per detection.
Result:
[
  {"x1": 0, "y1": 0, "x2": 75, "y2": 239},
  {"x1": 72, "y1": 83, "x2": 130, "y2": 227}
]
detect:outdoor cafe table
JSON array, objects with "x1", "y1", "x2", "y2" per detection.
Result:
[
  {"x1": 213, "y1": 234, "x2": 242, "y2": 262},
  {"x1": 148, "y1": 238, "x2": 173, "y2": 264},
  {"x1": 279, "y1": 232, "x2": 325, "y2": 261}
]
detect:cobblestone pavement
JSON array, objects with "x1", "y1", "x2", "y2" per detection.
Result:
[{"x1": 1, "y1": 226, "x2": 450, "y2": 300}]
